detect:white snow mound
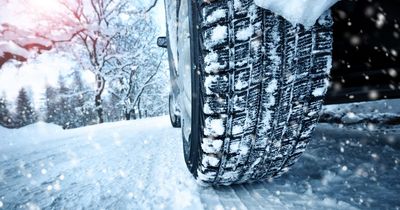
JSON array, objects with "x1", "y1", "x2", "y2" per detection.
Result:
[
  {"x1": 254, "y1": 0, "x2": 340, "y2": 28},
  {"x1": 0, "y1": 41, "x2": 30, "y2": 58}
]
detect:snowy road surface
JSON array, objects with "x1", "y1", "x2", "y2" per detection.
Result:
[{"x1": 0, "y1": 116, "x2": 399, "y2": 209}]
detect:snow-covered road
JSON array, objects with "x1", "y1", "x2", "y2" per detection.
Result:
[{"x1": 0, "y1": 116, "x2": 399, "y2": 210}]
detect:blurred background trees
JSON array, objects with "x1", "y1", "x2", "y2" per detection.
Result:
[
  {"x1": 15, "y1": 88, "x2": 38, "y2": 127},
  {"x1": 0, "y1": 0, "x2": 168, "y2": 129}
]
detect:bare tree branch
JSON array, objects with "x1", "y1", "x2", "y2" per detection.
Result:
[{"x1": 144, "y1": 0, "x2": 158, "y2": 13}]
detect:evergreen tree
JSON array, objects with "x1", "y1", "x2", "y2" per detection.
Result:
[
  {"x1": 44, "y1": 84, "x2": 59, "y2": 124},
  {"x1": 57, "y1": 75, "x2": 75, "y2": 129},
  {"x1": 68, "y1": 69, "x2": 97, "y2": 128},
  {"x1": 44, "y1": 71, "x2": 97, "y2": 129},
  {"x1": 70, "y1": 69, "x2": 88, "y2": 127},
  {"x1": 15, "y1": 88, "x2": 38, "y2": 127},
  {"x1": 0, "y1": 95, "x2": 13, "y2": 128}
]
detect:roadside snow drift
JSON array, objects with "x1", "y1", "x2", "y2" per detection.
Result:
[
  {"x1": 254, "y1": 0, "x2": 340, "y2": 27},
  {"x1": 0, "y1": 114, "x2": 399, "y2": 209}
]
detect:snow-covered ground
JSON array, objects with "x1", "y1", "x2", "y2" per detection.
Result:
[
  {"x1": 0, "y1": 101, "x2": 399, "y2": 209},
  {"x1": 322, "y1": 99, "x2": 400, "y2": 125}
]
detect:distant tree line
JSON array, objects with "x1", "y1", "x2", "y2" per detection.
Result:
[
  {"x1": 1, "y1": 88, "x2": 38, "y2": 128},
  {"x1": 0, "y1": 67, "x2": 168, "y2": 129}
]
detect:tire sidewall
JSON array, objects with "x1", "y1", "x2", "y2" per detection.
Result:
[{"x1": 183, "y1": 0, "x2": 202, "y2": 176}]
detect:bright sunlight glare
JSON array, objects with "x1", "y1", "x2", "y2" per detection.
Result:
[
  {"x1": 28, "y1": 0, "x2": 63, "y2": 12},
  {"x1": 0, "y1": 0, "x2": 64, "y2": 29}
]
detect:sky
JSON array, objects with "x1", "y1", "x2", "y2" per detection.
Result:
[{"x1": 0, "y1": 0, "x2": 167, "y2": 107}]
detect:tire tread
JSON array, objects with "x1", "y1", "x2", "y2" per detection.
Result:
[{"x1": 194, "y1": 0, "x2": 333, "y2": 185}]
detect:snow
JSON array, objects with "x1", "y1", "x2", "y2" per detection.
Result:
[
  {"x1": 204, "y1": 117, "x2": 225, "y2": 136},
  {"x1": 235, "y1": 78, "x2": 248, "y2": 90},
  {"x1": 206, "y1": 9, "x2": 226, "y2": 24},
  {"x1": 266, "y1": 79, "x2": 278, "y2": 93},
  {"x1": 204, "y1": 62, "x2": 227, "y2": 74},
  {"x1": 257, "y1": 79, "x2": 279, "y2": 132},
  {"x1": 211, "y1": 25, "x2": 227, "y2": 41},
  {"x1": 0, "y1": 117, "x2": 204, "y2": 209},
  {"x1": 254, "y1": 0, "x2": 340, "y2": 28},
  {"x1": 236, "y1": 25, "x2": 254, "y2": 41},
  {"x1": 312, "y1": 87, "x2": 327, "y2": 97},
  {"x1": 204, "y1": 75, "x2": 228, "y2": 94},
  {"x1": 0, "y1": 111, "x2": 399, "y2": 209},
  {"x1": 235, "y1": 60, "x2": 248, "y2": 67},
  {"x1": 1, "y1": 25, "x2": 52, "y2": 49},
  {"x1": 203, "y1": 103, "x2": 212, "y2": 114},
  {"x1": 232, "y1": 125, "x2": 243, "y2": 135},
  {"x1": 375, "y1": 13, "x2": 386, "y2": 29},
  {"x1": 312, "y1": 79, "x2": 330, "y2": 97},
  {"x1": 233, "y1": 0, "x2": 242, "y2": 11},
  {"x1": 201, "y1": 138, "x2": 223, "y2": 153},
  {"x1": 321, "y1": 99, "x2": 400, "y2": 126},
  {"x1": 0, "y1": 121, "x2": 63, "y2": 149},
  {"x1": 204, "y1": 51, "x2": 218, "y2": 65},
  {"x1": 388, "y1": 68, "x2": 398, "y2": 77},
  {"x1": 0, "y1": 41, "x2": 30, "y2": 58},
  {"x1": 202, "y1": 155, "x2": 220, "y2": 167},
  {"x1": 341, "y1": 112, "x2": 363, "y2": 124},
  {"x1": 204, "y1": 51, "x2": 228, "y2": 73},
  {"x1": 205, "y1": 25, "x2": 227, "y2": 49}
]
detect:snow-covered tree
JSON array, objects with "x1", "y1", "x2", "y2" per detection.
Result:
[
  {"x1": 0, "y1": 0, "x2": 158, "y2": 68},
  {"x1": 0, "y1": 23, "x2": 53, "y2": 68},
  {"x1": 44, "y1": 84, "x2": 59, "y2": 124},
  {"x1": 15, "y1": 88, "x2": 37, "y2": 127},
  {"x1": 103, "y1": 14, "x2": 166, "y2": 120},
  {"x1": 69, "y1": 69, "x2": 97, "y2": 127},
  {"x1": 103, "y1": 93, "x2": 123, "y2": 122},
  {"x1": 54, "y1": 75, "x2": 80, "y2": 129},
  {"x1": 137, "y1": 67, "x2": 169, "y2": 118},
  {"x1": 0, "y1": 94, "x2": 13, "y2": 127},
  {"x1": 44, "y1": 71, "x2": 97, "y2": 129},
  {"x1": 48, "y1": 0, "x2": 163, "y2": 123}
]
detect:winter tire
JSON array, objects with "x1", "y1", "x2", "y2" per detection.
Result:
[
  {"x1": 172, "y1": 0, "x2": 333, "y2": 185},
  {"x1": 169, "y1": 93, "x2": 181, "y2": 128}
]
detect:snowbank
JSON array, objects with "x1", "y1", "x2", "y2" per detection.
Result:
[
  {"x1": 321, "y1": 99, "x2": 400, "y2": 125},
  {"x1": 0, "y1": 121, "x2": 63, "y2": 151},
  {"x1": 0, "y1": 117, "x2": 171, "y2": 152},
  {"x1": 254, "y1": 0, "x2": 340, "y2": 27}
]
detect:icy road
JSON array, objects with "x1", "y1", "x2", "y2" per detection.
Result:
[{"x1": 0, "y1": 115, "x2": 399, "y2": 209}]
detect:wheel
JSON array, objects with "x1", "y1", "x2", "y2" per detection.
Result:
[
  {"x1": 169, "y1": 93, "x2": 181, "y2": 128},
  {"x1": 178, "y1": 0, "x2": 333, "y2": 185}
]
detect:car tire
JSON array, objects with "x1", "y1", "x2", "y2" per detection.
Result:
[{"x1": 184, "y1": 0, "x2": 333, "y2": 185}]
